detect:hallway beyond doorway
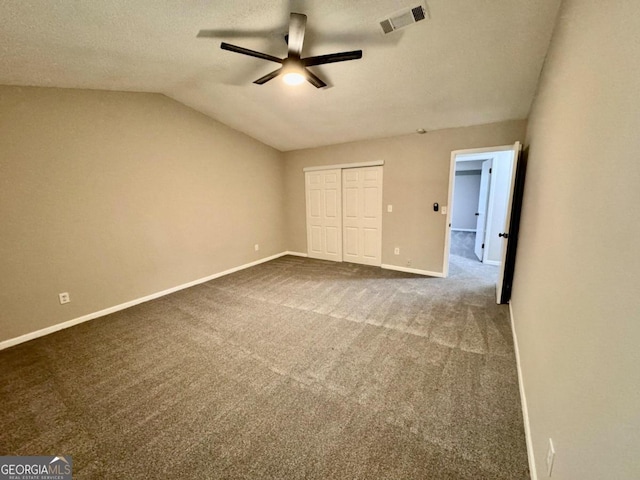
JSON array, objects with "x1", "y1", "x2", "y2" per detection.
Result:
[{"x1": 450, "y1": 230, "x2": 479, "y2": 261}]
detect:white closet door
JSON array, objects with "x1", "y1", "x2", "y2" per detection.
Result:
[
  {"x1": 342, "y1": 166, "x2": 383, "y2": 266},
  {"x1": 306, "y1": 169, "x2": 343, "y2": 262},
  {"x1": 474, "y1": 159, "x2": 492, "y2": 261}
]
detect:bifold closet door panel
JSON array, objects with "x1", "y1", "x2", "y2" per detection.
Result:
[
  {"x1": 305, "y1": 169, "x2": 343, "y2": 262},
  {"x1": 342, "y1": 166, "x2": 383, "y2": 266}
]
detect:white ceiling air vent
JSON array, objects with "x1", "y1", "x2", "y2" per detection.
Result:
[{"x1": 379, "y1": 3, "x2": 429, "y2": 34}]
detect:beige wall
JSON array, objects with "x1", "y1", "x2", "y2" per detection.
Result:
[
  {"x1": 0, "y1": 86, "x2": 285, "y2": 343},
  {"x1": 284, "y1": 120, "x2": 526, "y2": 273},
  {"x1": 512, "y1": 1, "x2": 640, "y2": 478}
]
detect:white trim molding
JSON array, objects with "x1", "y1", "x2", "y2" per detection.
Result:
[
  {"x1": 0, "y1": 252, "x2": 290, "y2": 351},
  {"x1": 284, "y1": 251, "x2": 308, "y2": 257},
  {"x1": 381, "y1": 264, "x2": 445, "y2": 278},
  {"x1": 451, "y1": 228, "x2": 477, "y2": 232},
  {"x1": 509, "y1": 300, "x2": 537, "y2": 480},
  {"x1": 450, "y1": 144, "x2": 514, "y2": 159},
  {"x1": 303, "y1": 160, "x2": 384, "y2": 172}
]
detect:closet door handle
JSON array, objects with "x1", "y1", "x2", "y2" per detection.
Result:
[{"x1": 498, "y1": 232, "x2": 509, "y2": 238}]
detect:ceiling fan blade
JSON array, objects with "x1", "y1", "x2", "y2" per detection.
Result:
[
  {"x1": 198, "y1": 29, "x2": 278, "y2": 39},
  {"x1": 254, "y1": 68, "x2": 283, "y2": 85},
  {"x1": 303, "y1": 50, "x2": 363, "y2": 67},
  {"x1": 220, "y1": 42, "x2": 283, "y2": 64},
  {"x1": 304, "y1": 69, "x2": 327, "y2": 89},
  {"x1": 288, "y1": 13, "x2": 307, "y2": 57}
]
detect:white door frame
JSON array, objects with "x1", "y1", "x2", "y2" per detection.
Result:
[
  {"x1": 443, "y1": 145, "x2": 514, "y2": 277},
  {"x1": 303, "y1": 160, "x2": 384, "y2": 173}
]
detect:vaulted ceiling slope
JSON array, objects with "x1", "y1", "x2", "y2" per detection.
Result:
[{"x1": 0, "y1": 0, "x2": 561, "y2": 151}]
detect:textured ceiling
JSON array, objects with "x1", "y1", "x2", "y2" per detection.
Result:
[{"x1": 0, "y1": 0, "x2": 561, "y2": 151}]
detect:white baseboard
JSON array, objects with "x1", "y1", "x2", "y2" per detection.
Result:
[
  {"x1": 0, "y1": 251, "x2": 290, "y2": 351},
  {"x1": 484, "y1": 259, "x2": 501, "y2": 266},
  {"x1": 451, "y1": 228, "x2": 477, "y2": 232},
  {"x1": 381, "y1": 264, "x2": 445, "y2": 278},
  {"x1": 509, "y1": 300, "x2": 537, "y2": 480},
  {"x1": 284, "y1": 251, "x2": 308, "y2": 257}
]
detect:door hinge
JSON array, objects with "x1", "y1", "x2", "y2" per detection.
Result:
[
  {"x1": 489, "y1": 167, "x2": 492, "y2": 174},
  {"x1": 482, "y1": 243, "x2": 485, "y2": 249}
]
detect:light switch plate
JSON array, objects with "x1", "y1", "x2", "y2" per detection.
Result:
[{"x1": 387, "y1": 205, "x2": 393, "y2": 212}]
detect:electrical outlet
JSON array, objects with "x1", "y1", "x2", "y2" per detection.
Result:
[
  {"x1": 254, "y1": 244, "x2": 259, "y2": 251},
  {"x1": 387, "y1": 204, "x2": 393, "y2": 213},
  {"x1": 546, "y1": 438, "x2": 555, "y2": 477},
  {"x1": 58, "y1": 292, "x2": 70, "y2": 304},
  {"x1": 394, "y1": 247, "x2": 400, "y2": 255},
  {"x1": 441, "y1": 206, "x2": 448, "y2": 215}
]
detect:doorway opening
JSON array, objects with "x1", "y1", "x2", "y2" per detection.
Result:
[
  {"x1": 449, "y1": 157, "x2": 487, "y2": 263},
  {"x1": 444, "y1": 143, "x2": 522, "y2": 303}
]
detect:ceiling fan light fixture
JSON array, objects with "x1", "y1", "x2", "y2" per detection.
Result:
[
  {"x1": 218, "y1": 13, "x2": 361, "y2": 89},
  {"x1": 283, "y1": 71, "x2": 305, "y2": 86}
]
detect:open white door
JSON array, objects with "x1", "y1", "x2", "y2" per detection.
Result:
[
  {"x1": 306, "y1": 169, "x2": 342, "y2": 262},
  {"x1": 474, "y1": 160, "x2": 492, "y2": 261},
  {"x1": 496, "y1": 142, "x2": 522, "y2": 303},
  {"x1": 342, "y1": 166, "x2": 383, "y2": 266}
]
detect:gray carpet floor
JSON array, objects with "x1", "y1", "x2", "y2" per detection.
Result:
[
  {"x1": 450, "y1": 231, "x2": 479, "y2": 261},
  {"x1": 0, "y1": 252, "x2": 529, "y2": 479}
]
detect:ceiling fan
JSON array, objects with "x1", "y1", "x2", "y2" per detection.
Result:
[{"x1": 218, "y1": 13, "x2": 363, "y2": 88}]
